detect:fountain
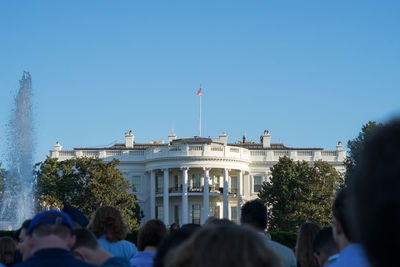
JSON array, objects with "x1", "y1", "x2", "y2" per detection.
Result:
[{"x1": 0, "y1": 72, "x2": 35, "y2": 230}]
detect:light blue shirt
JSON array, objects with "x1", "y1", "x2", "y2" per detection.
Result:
[
  {"x1": 130, "y1": 251, "x2": 156, "y2": 267},
  {"x1": 98, "y1": 236, "x2": 137, "y2": 260},
  {"x1": 328, "y1": 244, "x2": 371, "y2": 267},
  {"x1": 259, "y1": 233, "x2": 296, "y2": 267}
]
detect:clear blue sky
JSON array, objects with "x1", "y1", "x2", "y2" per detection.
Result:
[{"x1": 0, "y1": 0, "x2": 399, "y2": 165}]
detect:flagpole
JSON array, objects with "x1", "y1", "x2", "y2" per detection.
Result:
[{"x1": 199, "y1": 84, "x2": 202, "y2": 137}]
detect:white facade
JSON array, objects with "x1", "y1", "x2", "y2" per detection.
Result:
[{"x1": 50, "y1": 130, "x2": 346, "y2": 226}]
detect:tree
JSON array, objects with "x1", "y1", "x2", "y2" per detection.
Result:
[
  {"x1": 0, "y1": 162, "x2": 6, "y2": 202},
  {"x1": 35, "y1": 157, "x2": 141, "y2": 230},
  {"x1": 258, "y1": 157, "x2": 343, "y2": 232},
  {"x1": 345, "y1": 121, "x2": 383, "y2": 184}
]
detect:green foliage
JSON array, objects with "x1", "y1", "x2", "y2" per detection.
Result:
[
  {"x1": 345, "y1": 121, "x2": 383, "y2": 184},
  {"x1": 0, "y1": 162, "x2": 6, "y2": 202},
  {"x1": 258, "y1": 157, "x2": 343, "y2": 232},
  {"x1": 270, "y1": 231, "x2": 297, "y2": 249},
  {"x1": 35, "y1": 157, "x2": 141, "y2": 230}
]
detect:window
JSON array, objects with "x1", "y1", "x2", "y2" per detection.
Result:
[
  {"x1": 212, "y1": 175, "x2": 220, "y2": 191},
  {"x1": 192, "y1": 174, "x2": 201, "y2": 189},
  {"x1": 156, "y1": 175, "x2": 163, "y2": 193},
  {"x1": 231, "y1": 206, "x2": 238, "y2": 224},
  {"x1": 254, "y1": 176, "x2": 262, "y2": 192},
  {"x1": 174, "y1": 175, "x2": 179, "y2": 191},
  {"x1": 192, "y1": 204, "x2": 201, "y2": 224},
  {"x1": 131, "y1": 176, "x2": 141, "y2": 193},
  {"x1": 156, "y1": 206, "x2": 163, "y2": 220},
  {"x1": 174, "y1": 205, "x2": 179, "y2": 224},
  {"x1": 230, "y1": 176, "x2": 238, "y2": 193},
  {"x1": 210, "y1": 205, "x2": 220, "y2": 218}
]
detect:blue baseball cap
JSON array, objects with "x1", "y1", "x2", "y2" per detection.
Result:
[{"x1": 28, "y1": 210, "x2": 74, "y2": 234}]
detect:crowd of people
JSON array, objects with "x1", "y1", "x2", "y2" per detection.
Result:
[{"x1": 0, "y1": 119, "x2": 399, "y2": 267}]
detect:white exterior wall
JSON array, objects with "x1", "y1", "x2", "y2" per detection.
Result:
[{"x1": 50, "y1": 141, "x2": 346, "y2": 226}]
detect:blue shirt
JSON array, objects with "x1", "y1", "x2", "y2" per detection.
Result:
[
  {"x1": 102, "y1": 256, "x2": 131, "y2": 267},
  {"x1": 98, "y1": 236, "x2": 137, "y2": 260},
  {"x1": 328, "y1": 244, "x2": 371, "y2": 267},
  {"x1": 130, "y1": 251, "x2": 156, "y2": 267}
]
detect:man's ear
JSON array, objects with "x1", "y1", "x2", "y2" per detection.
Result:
[
  {"x1": 333, "y1": 218, "x2": 343, "y2": 236},
  {"x1": 67, "y1": 235, "x2": 76, "y2": 250},
  {"x1": 26, "y1": 235, "x2": 34, "y2": 249}
]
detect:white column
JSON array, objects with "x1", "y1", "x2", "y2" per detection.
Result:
[
  {"x1": 238, "y1": 170, "x2": 243, "y2": 220},
  {"x1": 150, "y1": 170, "x2": 156, "y2": 219},
  {"x1": 223, "y1": 168, "x2": 229, "y2": 219},
  {"x1": 202, "y1": 168, "x2": 210, "y2": 224},
  {"x1": 181, "y1": 167, "x2": 189, "y2": 224},
  {"x1": 163, "y1": 168, "x2": 169, "y2": 226}
]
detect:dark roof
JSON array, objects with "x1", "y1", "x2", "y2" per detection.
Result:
[
  {"x1": 73, "y1": 142, "x2": 167, "y2": 151},
  {"x1": 172, "y1": 137, "x2": 223, "y2": 145},
  {"x1": 230, "y1": 143, "x2": 323, "y2": 150}
]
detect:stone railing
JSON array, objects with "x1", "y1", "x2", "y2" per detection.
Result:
[
  {"x1": 249, "y1": 149, "x2": 345, "y2": 162},
  {"x1": 51, "y1": 144, "x2": 250, "y2": 162}
]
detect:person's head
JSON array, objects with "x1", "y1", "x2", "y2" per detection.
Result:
[
  {"x1": 0, "y1": 237, "x2": 16, "y2": 267},
  {"x1": 63, "y1": 204, "x2": 89, "y2": 229},
  {"x1": 295, "y1": 222, "x2": 321, "y2": 267},
  {"x1": 313, "y1": 227, "x2": 339, "y2": 267},
  {"x1": 26, "y1": 210, "x2": 75, "y2": 253},
  {"x1": 88, "y1": 206, "x2": 128, "y2": 242},
  {"x1": 240, "y1": 199, "x2": 268, "y2": 232},
  {"x1": 71, "y1": 228, "x2": 111, "y2": 266},
  {"x1": 169, "y1": 223, "x2": 179, "y2": 233},
  {"x1": 205, "y1": 218, "x2": 236, "y2": 228},
  {"x1": 349, "y1": 119, "x2": 400, "y2": 267},
  {"x1": 16, "y1": 219, "x2": 31, "y2": 261},
  {"x1": 153, "y1": 224, "x2": 201, "y2": 267},
  {"x1": 137, "y1": 219, "x2": 167, "y2": 251},
  {"x1": 332, "y1": 187, "x2": 357, "y2": 250},
  {"x1": 165, "y1": 224, "x2": 280, "y2": 267}
]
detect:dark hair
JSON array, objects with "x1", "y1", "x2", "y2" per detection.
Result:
[
  {"x1": 295, "y1": 222, "x2": 320, "y2": 267},
  {"x1": 88, "y1": 206, "x2": 128, "y2": 242},
  {"x1": 0, "y1": 237, "x2": 16, "y2": 266},
  {"x1": 137, "y1": 220, "x2": 167, "y2": 251},
  {"x1": 332, "y1": 187, "x2": 357, "y2": 242},
  {"x1": 241, "y1": 200, "x2": 267, "y2": 231},
  {"x1": 72, "y1": 229, "x2": 99, "y2": 251},
  {"x1": 165, "y1": 224, "x2": 280, "y2": 267},
  {"x1": 153, "y1": 224, "x2": 201, "y2": 267},
  {"x1": 205, "y1": 218, "x2": 236, "y2": 228},
  {"x1": 313, "y1": 227, "x2": 338, "y2": 256},
  {"x1": 350, "y1": 119, "x2": 400, "y2": 267},
  {"x1": 30, "y1": 214, "x2": 72, "y2": 239},
  {"x1": 15, "y1": 219, "x2": 32, "y2": 241},
  {"x1": 169, "y1": 223, "x2": 179, "y2": 233}
]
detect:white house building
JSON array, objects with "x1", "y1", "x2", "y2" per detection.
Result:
[{"x1": 50, "y1": 130, "x2": 346, "y2": 226}]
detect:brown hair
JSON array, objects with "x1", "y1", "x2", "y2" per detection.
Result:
[
  {"x1": 165, "y1": 224, "x2": 280, "y2": 267},
  {"x1": 88, "y1": 206, "x2": 128, "y2": 242},
  {"x1": 0, "y1": 237, "x2": 16, "y2": 266},
  {"x1": 137, "y1": 219, "x2": 167, "y2": 251},
  {"x1": 296, "y1": 222, "x2": 321, "y2": 267}
]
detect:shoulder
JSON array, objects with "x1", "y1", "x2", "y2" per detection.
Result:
[
  {"x1": 266, "y1": 240, "x2": 296, "y2": 267},
  {"x1": 103, "y1": 257, "x2": 131, "y2": 267}
]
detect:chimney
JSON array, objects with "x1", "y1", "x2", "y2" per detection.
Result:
[
  {"x1": 168, "y1": 133, "x2": 177, "y2": 143},
  {"x1": 219, "y1": 132, "x2": 228, "y2": 146},
  {"x1": 261, "y1": 130, "x2": 271, "y2": 148},
  {"x1": 125, "y1": 130, "x2": 134, "y2": 148},
  {"x1": 54, "y1": 141, "x2": 62, "y2": 151},
  {"x1": 336, "y1": 141, "x2": 344, "y2": 151}
]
